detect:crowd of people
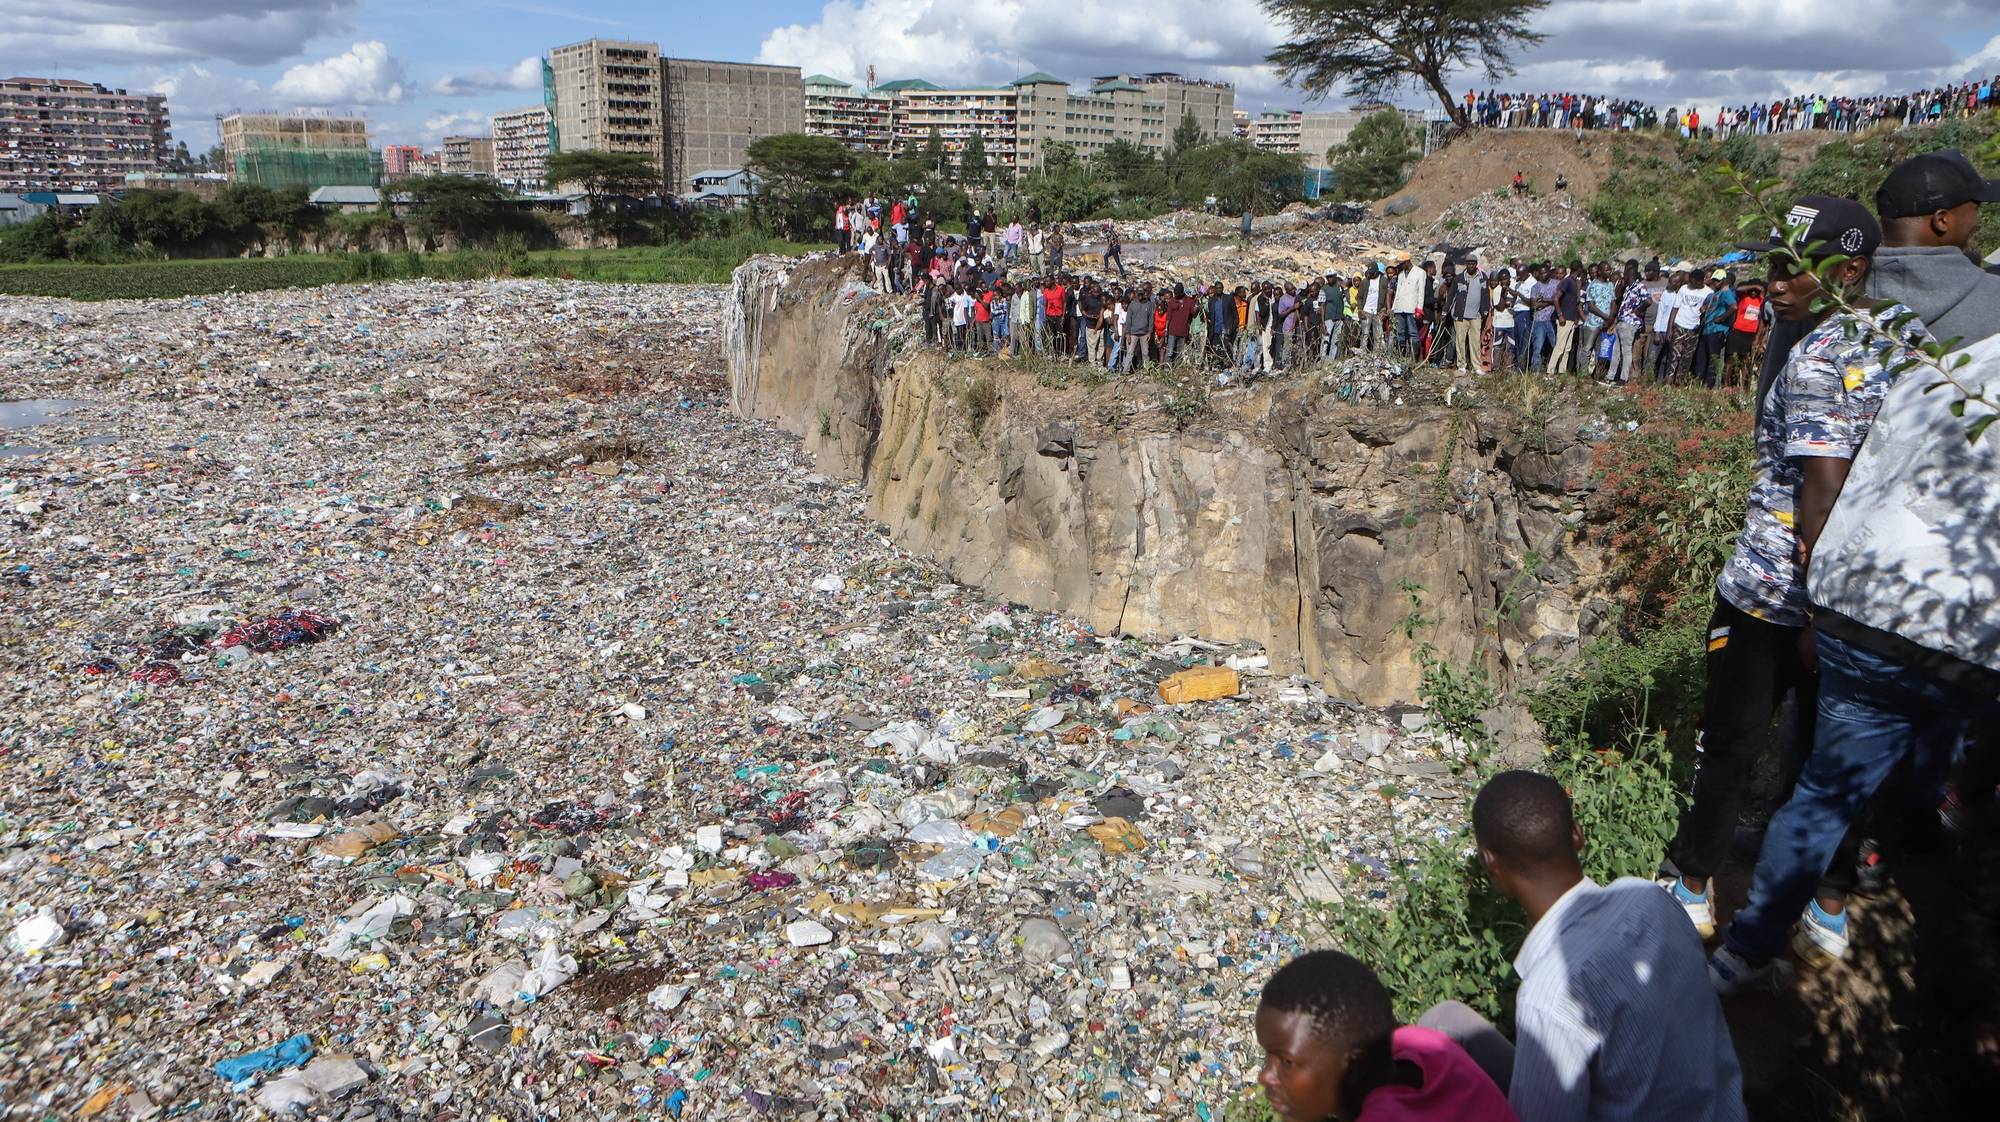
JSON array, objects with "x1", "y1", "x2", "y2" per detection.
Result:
[
  {"x1": 1460, "y1": 74, "x2": 2000, "y2": 138},
  {"x1": 890, "y1": 226, "x2": 1775, "y2": 390},
  {"x1": 836, "y1": 148, "x2": 2000, "y2": 1120},
  {"x1": 1243, "y1": 150, "x2": 2000, "y2": 1122}
]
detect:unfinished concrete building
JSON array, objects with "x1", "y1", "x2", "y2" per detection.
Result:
[
  {"x1": 442, "y1": 135, "x2": 495, "y2": 178},
  {"x1": 662, "y1": 58, "x2": 803, "y2": 194},
  {"x1": 548, "y1": 38, "x2": 664, "y2": 180},
  {"x1": 219, "y1": 113, "x2": 379, "y2": 189}
]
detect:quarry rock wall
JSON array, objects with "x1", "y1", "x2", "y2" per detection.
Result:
[{"x1": 725, "y1": 255, "x2": 1611, "y2": 707}]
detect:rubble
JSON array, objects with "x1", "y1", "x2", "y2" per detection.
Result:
[{"x1": 0, "y1": 278, "x2": 1488, "y2": 1119}]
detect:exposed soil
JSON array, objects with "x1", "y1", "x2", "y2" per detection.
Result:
[{"x1": 1382, "y1": 129, "x2": 1854, "y2": 219}]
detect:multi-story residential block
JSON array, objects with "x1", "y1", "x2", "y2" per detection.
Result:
[
  {"x1": 491, "y1": 105, "x2": 552, "y2": 190},
  {"x1": 802, "y1": 75, "x2": 896, "y2": 155},
  {"x1": 895, "y1": 82, "x2": 1021, "y2": 179},
  {"x1": 219, "y1": 113, "x2": 380, "y2": 189},
  {"x1": 382, "y1": 144, "x2": 423, "y2": 179},
  {"x1": 800, "y1": 69, "x2": 1236, "y2": 182},
  {"x1": 442, "y1": 135, "x2": 495, "y2": 178},
  {"x1": 0, "y1": 76, "x2": 171, "y2": 192}
]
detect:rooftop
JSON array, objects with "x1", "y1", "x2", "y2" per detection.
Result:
[{"x1": 1010, "y1": 71, "x2": 1067, "y2": 86}]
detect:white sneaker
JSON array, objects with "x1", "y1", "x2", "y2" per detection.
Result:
[
  {"x1": 1791, "y1": 899, "x2": 1850, "y2": 968},
  {"x1": 1659, "y1": 876, "x2": 1716, "y2": 939}
]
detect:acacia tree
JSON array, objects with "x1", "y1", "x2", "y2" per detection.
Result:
[
  {"x1": 547, "y1": 149, "x2": 662, "y2": 231},
  {"x1": 1262, "y1": 0, "x2": 1547, "y2": 128},
  {"x1": 745, "y1": 132, "x2": 856, "y2": 238}
]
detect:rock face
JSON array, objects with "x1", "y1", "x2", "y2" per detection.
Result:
[{"x1": 726, "y1": 256, "x2": 1610, "y2": 705}]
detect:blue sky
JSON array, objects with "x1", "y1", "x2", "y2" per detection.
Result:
[{"x1": 7, "y1": 2, "x2": 2000, "y2": 153}]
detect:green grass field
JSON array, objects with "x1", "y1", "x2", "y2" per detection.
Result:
[{"x1": 0, "y1": 235, "x2": 826, "y2": 301}]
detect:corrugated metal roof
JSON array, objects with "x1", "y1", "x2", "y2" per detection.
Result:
[
  {"x1": 1011, "y1": 71, "x2": 1066, "y2": 86},
  {"x1": 308, "y1": 185, "x2": 381, "y2": 205}
]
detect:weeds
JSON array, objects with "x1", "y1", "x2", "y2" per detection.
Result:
[{"x1": 956, "y1": 373, "x2": 1000, "y2": 434}]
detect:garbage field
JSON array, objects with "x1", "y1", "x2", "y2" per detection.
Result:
[{"x1": 0, "y1": 279, "x2": 1477, "y2": 1120}]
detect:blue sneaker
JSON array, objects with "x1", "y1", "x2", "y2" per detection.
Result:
[
  {"x1": 1658, "y1": 876, "x2": 1716, "y2": 938},
  {"x1": 1709, "y1": 946, "x2": 1793, "y2": 996},
  {"x1": 1792, "y1": 899, "x2": 1850, "y2": 968}
]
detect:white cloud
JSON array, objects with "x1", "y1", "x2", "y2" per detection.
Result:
[
  {"x1": 430, "y1": 55, "x2": 541, "y2": 97},
  {"x1": 756, "y1": 0, "x2": 2000, "y2": 118},
  {"x1": 271, "y1": 39, "x2": 406, "y2": 106},
  {"x1": 420, "y1": 109, "x2": 491, "y2": 141},
  {"x1": 0, "y1": 2, "x2": 355, "y2": 67}
]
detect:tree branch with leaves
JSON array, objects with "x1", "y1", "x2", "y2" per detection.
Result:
[{"x1": 1262, "y1": 0, "x2": 1548, "y2": 128}]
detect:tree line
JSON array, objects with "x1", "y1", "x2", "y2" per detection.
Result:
[{"x1": 745, "y1": 113, "x2": 1316, "y2": 239}]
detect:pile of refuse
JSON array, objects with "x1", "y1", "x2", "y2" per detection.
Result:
[
  {"x1": 1421, "y1": 191, "x2": 1606, "y2": 262},
  {"x1": 1, "y1": 278, "x2": 1481, "y2": 1119}
]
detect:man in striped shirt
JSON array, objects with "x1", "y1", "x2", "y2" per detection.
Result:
[{"x1": 1426, "y1": 772, "x2": 1747, "y2": 1122}]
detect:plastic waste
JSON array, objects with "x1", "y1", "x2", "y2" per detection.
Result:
[
  {"x1": 314, "y1": 821, "x2": 397, "y2": 860},
  {"x1": 7, "y1": 911, "x2": 68, "y2": 955},
  {"x1": 214, "y1": 1033, "x2": 314, "y2": 1085},
  {"x1": 1157, "y1": 665, "x2": 1241, "y2": 703},
  {"x1": 918, "y1": 846, "x2": 985, "y2": 879},
  {"x1": 316, "y1": 894, "x2": 413, "y2": 960},
  {"x1": 786, "y1": 919, "x2": 834, "y2": 947},
  {"x1": 515, "y1": 940, "x2": 577, "y2": 1003}
]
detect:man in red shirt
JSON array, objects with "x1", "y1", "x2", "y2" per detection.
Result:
[
  {"x1": 971, "y1": 286, "x2": 994, "y2": 353},
  {"x1": 1042, "y1": 278, "x2": 1068, "y2": 356}
]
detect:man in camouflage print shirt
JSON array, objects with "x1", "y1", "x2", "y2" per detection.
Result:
[{"x1": 1660, "y1": 197, "x2": 1929, "y2": 968}]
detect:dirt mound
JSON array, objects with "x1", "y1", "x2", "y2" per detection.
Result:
[{"x1": 1383, "y1": 128, "x2": 1853, "y2": 218}]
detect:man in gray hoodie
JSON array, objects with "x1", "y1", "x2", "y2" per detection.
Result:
[{"x1": 1869, "y1": 149, "x2": 2000, "y2": 349}]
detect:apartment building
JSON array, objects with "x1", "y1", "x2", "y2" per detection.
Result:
[
  {"x1": 548, "y1": 38, "x2": 664, "y2": 179},
  {"x1": 220, "y1": 113, "x2": 379, "y2": 189},
  {"x1": 491, "y1": 105, "x2": 552, "y2": 190},
  {"x1": 382, "y1": 144, "x2": 424, "y2": 179},
  {"x1": 802, "y1": 75, "x2": 896, "y2": 155},
  {"x1": 661, "y1": 58, "x2": 803, "y2": 192},
  {"x1": 442, "y1": 135, "x2": 495, "y2": 178},
  {"x1": 1102, "y1": 73, "x2": 1234, "y2": 143},
  {"x1": 1251, "y1": 107, "x2": 1429, "y2": 169},
  {"x1": 0, "y1": 76, "x2": 171, "y2": 192},
  {"x1": 800, "y1": 69, "x2": 1236, "y2": 181},
  {"x1": 895, "y1": 82, "x2": 1020, "y2": 178}
]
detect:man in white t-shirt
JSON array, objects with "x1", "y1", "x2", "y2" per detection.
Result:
[
  {"x1": 948, "y1": 285, "x2": 974, "y2": 353},
  {"x1": 1358, "y1": 264, "x2": 1385, "y2": 352},
  {"x1": 1650, "y1": 267, "x2": 1682, "y2": 380},
  {"x1": 1390, "y1": 259, "x2": 1426, "y2": 356},
  {"x1": 1511, "y1": 266, "x2": 1536, "y2": 371},
  {"x1": 1664, "y1": 270, "x2": 1707, "y2": 382}
]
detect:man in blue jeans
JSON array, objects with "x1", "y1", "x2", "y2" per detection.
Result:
[
  {"x1": 1710, "y1": 207, "x2": 1985, "y2": 994},
  {"x1": 1664, "y1": 197, "x2": 1917, "y2": 965},
  {"x1": 1527, "y1": 265, "x2": 1558, "y2": 370}
]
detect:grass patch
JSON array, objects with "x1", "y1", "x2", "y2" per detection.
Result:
[{"x1": 0, "y1": 236, "x2": 825, "y2": 300}]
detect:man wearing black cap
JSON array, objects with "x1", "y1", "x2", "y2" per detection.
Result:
[
  {"x1": 1870, "y1": 148, "x2": 2000, "y2": 348},
  {"x1": 1661, "y1": 197, "x2": 1929, "y2": 983}
]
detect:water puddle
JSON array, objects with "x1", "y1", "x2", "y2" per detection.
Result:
[{"x1": 0, "y1": 399, "x2": 112, "y2": 458}]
